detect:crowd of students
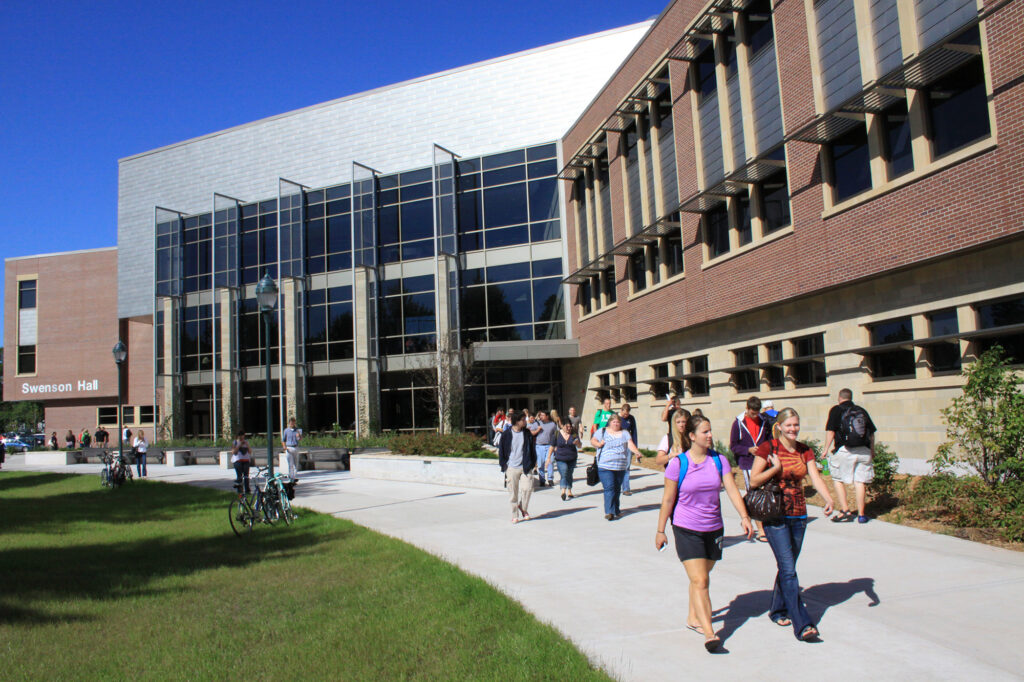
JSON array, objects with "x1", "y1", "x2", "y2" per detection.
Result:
[{"x1": 492, "y1": 388, "x2": 877, "y2": 650}]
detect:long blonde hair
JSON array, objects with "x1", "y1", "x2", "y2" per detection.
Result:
[
  {"x1": 771, "y1": 407, "x2": 800, "y2": 441},
  {"x1": 550, "y1": 409, "x2": 562, "y2": 427},
  {"x1": 671, "y1": 407, "x2": 692, "y2": 453}
]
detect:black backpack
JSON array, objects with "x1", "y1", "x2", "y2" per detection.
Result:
[{"x1": 840, "y1": 404, "x2": 871, "y2": 448}]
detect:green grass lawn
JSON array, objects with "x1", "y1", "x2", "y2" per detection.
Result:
[{"x1": 0, "y1": 472, "x2": 610, "y2": 681}]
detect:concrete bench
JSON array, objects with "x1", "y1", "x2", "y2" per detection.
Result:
[
  {"x1": 302, "y1": 449, "x2": 350, "y2": 471},
  {"x1": 26, "y1": 451, "x2": 80, "y2": 466},
  {"x1": 165, "y1": 450, "x2": 193, "y2": 467},
  {"x1": 350, "y1": 453, "x2": 501, "y2": 490}
]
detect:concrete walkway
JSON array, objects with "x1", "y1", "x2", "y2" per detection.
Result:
[{"x1": 7, "y1": 455, "x2": 1024, "y2": 681}]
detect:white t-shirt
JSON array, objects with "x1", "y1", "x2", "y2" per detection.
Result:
[{"x1": 133, "y1": 437, "x2": 148, "y2": 454}]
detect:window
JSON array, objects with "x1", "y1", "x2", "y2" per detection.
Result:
[
  {"x1": 764, "y1": 341, "x2": 784, "y2": 389},
  {"x1": 139, "y1": 406, "x2": 157, "y2": 425},
  {"x1": 927, "y1": 55, "x2": 991, "y2": 159},
  {"x1": 629, "y1": 249, "x2": 647, "y2": 292},
  {"x1": 693, "y1": 43, "x2": 717, "y2": 100},
  {"x1": 602, "y1": 267, "x2": 617, "y2": 304},
  {"x1": 622, "y1": 369, "x2": 638, "y2": 402},
  {"x1": 704, "y1": 204, "x2": 730, "y2": 259},
  {"x1": 579, "y1": 279, "x2": 593, "y2": 316},
  {"x1": 651, "y1": 363, "x2": 671, "y2": 399},
  {"x1": 736, "y1": 196, "x2": 753, "y2": 247},
  {"x1": 17, "y1": 346, "x2": 36, "y2": 374},
  {"x1": 881, "y1": 100, "x2": 913, "y2": 180},
  {"x1": 18, "y1": 280, "x2": 36, "y2": 308},
  {"x1": 761, "y1": 171, "x2": 791, "y2": 234},
  {"x1": 745, "y1": 0, "x2": 774, "y2": 56},
  {"x1": 975, "y1": 296, "x2": 1024, "y2": 363},
  {"x1": 731, "y1": 346, "x2": 759, "y2": 392},
  {"x1": 788, "y1": 333, "x2": 827, "y2": 386},
  {"x1": 686, "y1": 355, "x2": 710, "y2": 397},
  {"x1": 926, "y1": 309, "x2": 961, "y2": 372},
  {"x1": 830, "y1": 123, "x2": 872, "y2": 202},
  {"x1": 665, "y1": 229, "x2": 684, "y2": 278},
  {"x1": 97, "y1": 407, "x2": 118, "y2": 426},
  {"x1": 17, "y1": 279, "x2": 37, "y2": 374},
  {"x1": 868, "y1": 317, "x2": 916, "y2": 379}
]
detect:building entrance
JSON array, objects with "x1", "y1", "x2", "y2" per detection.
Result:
[{"x1": 486, "y1": 395, "x2": 551, "y2": 418}]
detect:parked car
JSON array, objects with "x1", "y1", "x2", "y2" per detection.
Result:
[{"x1": 2, "y1": 436, "x2": 32, "y2": 453}]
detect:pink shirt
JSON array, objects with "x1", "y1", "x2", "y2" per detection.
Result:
[{"x1": 664, "y1": 452, "x2": 731, "y2": 532}]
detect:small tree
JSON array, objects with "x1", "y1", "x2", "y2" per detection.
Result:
[{"x1": 933, "y1": 346, "x2": 1024, "y2": 485}]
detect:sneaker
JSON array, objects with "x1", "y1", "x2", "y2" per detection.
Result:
[
  {"x1": 622, "y1": 490, "x2": 632, "y2": 496},
  {"x1": 857, "y1": 515, "x2": 868, "y2": 523},
  {"x1": 605, "y1": 514, "x2": 614, "y2": 521}
]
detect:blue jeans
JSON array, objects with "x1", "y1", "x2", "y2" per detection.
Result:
[
  {"x1": 136, "y1": 453, "x2": 147, "y2": 477},
  {"x1": 763, "y1": 517, "x2": 813, "y2": 638},
  {"x1": 234, "y1": 461, "x2": 251, "y2": 494},
  {"x1": 597, "y1": 467, "x2": 626, "y2": 515},
  {"x1": 555, "y1": 460, "x2": 575, "y2": 490},
  {"x1": 535, "y1": 445, "x2": 553, "y2": 482}
]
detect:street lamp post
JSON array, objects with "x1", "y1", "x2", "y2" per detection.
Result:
[
  {"x1": 255, "y1": 274, "x2": 279, "y2": 477},
  {"x1": 112, "y1": 341, "x2": 127, "y2": 464}
]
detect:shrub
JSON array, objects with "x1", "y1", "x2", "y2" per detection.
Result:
[
  {"x1": 872, "y1": 442, "x2": 900, "y2": 490},
  {"x1": 932, "y1": 345, "x2": 1024, "y2": 486},
  {"x1": 713, "y1": 439, "x2": 737, "y2": 467},
  {"x1": 389, "y1": 432, "x2": 491, "y2": 458},
  {"x1": 901, "y1": 474, "x2": 1024, "y2": 542}
]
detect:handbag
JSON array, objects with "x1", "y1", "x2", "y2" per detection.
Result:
[
  {"x1": 745, "y1": 440, "x2": 784, "y2": 522},
  {"x1": 586, "y1": 428, "x2": 604, "y2": 486}
]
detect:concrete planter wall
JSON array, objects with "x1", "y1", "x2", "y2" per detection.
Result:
[
  {"x1": 350, "y1": 454, "x2": 503, "y2": 491},
  {"x1": 25, "y1": 451, "x2": 79, "y2": 466}
]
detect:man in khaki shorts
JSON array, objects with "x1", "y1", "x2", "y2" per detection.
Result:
[{"x1": 822, "y1": 388, "x2": 876, "y2": 523}]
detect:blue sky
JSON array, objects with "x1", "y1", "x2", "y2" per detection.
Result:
[{"x1": 0, "y1": 0, "x2": 666, "y2": 341}]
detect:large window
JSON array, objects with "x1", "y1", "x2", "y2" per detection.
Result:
[
  {"x1": 381, "y1": 275, "x2": 436, "y2": 355},
  {"x1": 926, "y1": 309, "x2": 961, "y2": 372},
  {"x1": 17, "y1": 279, "x2": 37, "y2": 374},
  {"x1": 926, "y1": 52, "x2": 991, "y2": 159},
  {"x1": 788, "y1": 333, "x2": 827, "y2": 386},
  {"x1": 830, "y1": 123, "x2": 872, "y2": 202},
  {"x1": 975, "y1": 296, "x2": 1024, "y2": 363},
  {"x1": 305, "y1": 285, "x2": 354, "y2": 362},
  {"x1": 881, "y1": 100, "x2": 914, "y2": 180},
  {"x1": 704, "y1": 204, "x2": 730, "y2": 259},
  {"x1": 461, "y1": 257, "x2": 564, "y2": 343},
  {"x1": 868, "y1": 317, "x2": 916, "y2": 379},
  {"x1": 731, "y1": 346, "x2": 760, "y2": 392}
]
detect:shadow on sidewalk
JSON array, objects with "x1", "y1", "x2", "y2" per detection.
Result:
[
  {"x1": 712, "y1": 577, "x2": 880, "y2": 641},
  {"x1": 531, "y1": 506, "x2": 597, "y2": 521}
]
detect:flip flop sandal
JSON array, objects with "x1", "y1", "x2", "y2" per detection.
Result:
[
  {"x1": 799, "y1": 626, "x2": 820, "y2": 641},
  {"x1": 686, "y1": 624, "x2": 704, "y2": 636},
  {"x1": 757, "y1": 535, "x2": 770, "y2": 543},
  {"x1": 773, "y1": 617, "x2": 792, "y2": 627},
  {"x1": 704, "y1": 637, "x2": 722, "y2": 652}
]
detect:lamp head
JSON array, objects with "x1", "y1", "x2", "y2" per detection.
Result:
[
  {"x1": 255, "y1": 274, "x2": 278, "y2": 312},
  {"x1": 112, "y1": 340, "x2": 127, "y2": 364}
]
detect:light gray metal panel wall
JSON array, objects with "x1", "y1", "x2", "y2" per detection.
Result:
[
  {"x1": 699, "y1": 96, "x2": 724, "y2": 186},
  {"x1": 871, "y1": 0, "x2": 903, "y2": 76},
  {"x1": 727, "y1": 73, "x2": 745, "y2": 164},
  {"x1": 750, "y1": 43, "x2": 784, "y2": 154},
  {"x1": 117, "y1": 23, "x2": 651, "y2": 318},
  {"x1": 816, "y1": 0, "x2": 863, "y2": 110},
  {"x1": 916, "y1": 0, "x2": 976, "y2": 49}
]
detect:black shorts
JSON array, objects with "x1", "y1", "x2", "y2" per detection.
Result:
[{"x1": 672, "y1": 525, "x2": 724, "y2": 562}]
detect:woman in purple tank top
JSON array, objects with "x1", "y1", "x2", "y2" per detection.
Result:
[{"x1": 654, "y1": 415, "x2": 752, "y2": 652}]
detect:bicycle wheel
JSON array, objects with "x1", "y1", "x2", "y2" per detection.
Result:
[
  {"x1": 229, "y1": 498, "x2": 254, "y2": 537},
  {"x1": 277, "y1": 486, "x2": 293, "y2": 526},
  {"x1": 100, "y1": 468, "x2": 110, "y2": 488}
]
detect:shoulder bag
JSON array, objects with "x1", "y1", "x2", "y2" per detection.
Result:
[
  {"x1": 586, "y1": 428, "x2": 604, "y2": 486},
  {"x1": 745, "y1": 440, "x2": 784, "y2": 522}
]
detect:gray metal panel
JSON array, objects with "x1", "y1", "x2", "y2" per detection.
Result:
[
  {"x1": 117, "y1": 23, "x2": 651, "y2": 319},
  {"x1": 657, "y1": 115, "x2": 678, "y2": 210},
  {"x1": 916, "y1": 0, "x2": 977, "y2": 50},
  {"x1": 871, "y1": 0, "x2": 903, "y2": 76},
  {"x1": 699, "y1": 96, "x2": 724, "y2": 187},
  {"x1": 750, "y1": 45, "x2": 784, "y2": 153},
  {"x1": 816, "y1": 0, "x2": 863, "y2": 110},
  {"x1": 727, "y1": 73, "x2": 746, "y2": 164}
]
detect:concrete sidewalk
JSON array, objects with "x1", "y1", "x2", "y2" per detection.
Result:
[{"x1": 7, "y1": 456, "x2": 1024, "y2": 681}]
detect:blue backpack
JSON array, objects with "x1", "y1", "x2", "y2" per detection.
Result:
[{"x1": 672, "y1": 450, "x2": 724, "y2": 521}]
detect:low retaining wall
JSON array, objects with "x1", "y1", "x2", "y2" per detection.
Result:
[
  {"x1": 351, "y1": 454, "x2": 503, "y2": 491},
  {"x1": 25, "y1": 451, "x2": 78, "y2": 466}
]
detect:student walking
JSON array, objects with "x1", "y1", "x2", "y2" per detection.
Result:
[
  {"x1": 655, "y1": 408, "x2": 691, "y2": 467},
  {"x1": 133, "y1": 430, "x2": 149, "y2": 477},
  {"x1": 619, "y1": 404, "x2": 639, "y2": 495},
  {"x1": 530, "y1": 410, "x2": 558, "y2": 486},
  {"x1": 750, "y1": 407, "x2": 835, "y2": 641},
  {"x1": 231, "y1": 431, "x2": 253, "y2": 494},
  {"x1": 590, "y1": 397, "x2": 614, "y2": 437},
  {"x1": 655, "y1": 414, "x2": 753, "y2": 651},
  {"x1": 822, "y1": 389, "x2": 877, "y2": 523},
  {"x1": 591, "y1": 414, "x2": 643, "y2": 520},
  {"x1": 282, "y1": 416, "x2": 302, "y2": 481},
  {"x1": 498, "y1": 411, "x2": 537, "y2": 524},
  {"x1": 730, "y1": 396, "x2": 772, "y2": 540},
  {"x1": 547, "y1": 420, "x2": 582, "y2": 500}
]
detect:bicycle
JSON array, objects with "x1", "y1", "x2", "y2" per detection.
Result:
[
  {"x1": 229, "y1": 482, "x2": 259, "y2": 536},
  {"x1": 255, "y1": 466, "x2": 296, "y2": 526},
  {"x1": 228, "y1": 466, "x2": 296, "y2": 536},
  {"x1": 101, "y1": 450, "x2": 134, "y2": 489}
]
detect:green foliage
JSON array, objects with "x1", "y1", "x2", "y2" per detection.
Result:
[
  {"x1": 713, "y1": 439, "x2": 737, "y2": 467},
  {"x1": 0, "y1": 400, "x2": 43, "y2": 433},
  {"x1": 389, "y1": 432, "x2": 493, "y2": 458},
  {"x1": 900, "y1": 473, "x2": 1024, "y2": 542},
  {"x1": 932, "y1": 346, "x2": 1024, "y2": 486},
  {"x1": 872, "y1": 441, "x2": 900, "y2": 490}
]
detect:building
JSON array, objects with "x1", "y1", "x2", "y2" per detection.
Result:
[
  {"x1": 4, "y1": 23, "x2": 652, "y2": 441},
  {"x1": 4, "y1": 1, "x2": 1022, "y2": 473},
  {"x1": 560, "y1": 0, "x2": 1023, "y2": 469}
]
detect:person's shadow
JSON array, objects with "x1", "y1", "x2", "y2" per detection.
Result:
[{"x1": 712, "y1": 577, "x2": 880, "y2": 641}]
